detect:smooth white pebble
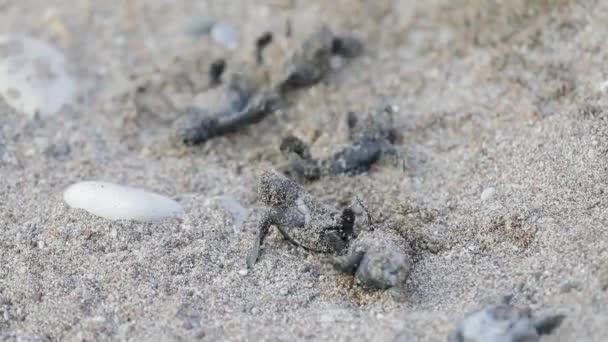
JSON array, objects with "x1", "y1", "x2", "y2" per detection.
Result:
[{"x1": 64, "y1": 181, "x2": 183, "y2": 222}]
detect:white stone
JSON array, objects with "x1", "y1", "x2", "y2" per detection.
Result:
[
  {"x1": 211, "y1": 22, "x2": 238, "y2": 50},
  {"x1": 63, "y1": 181, "x2": 183, "y2": 222},
  {"x1": 480, "y1": 187, "x2": 496, "y2": 201},
  {"x1": 0, "y1": 35, "x2": 76, "y2": 117},
  {"x1": 238, "y1": 269, "x2": 248, "y2": 276}
]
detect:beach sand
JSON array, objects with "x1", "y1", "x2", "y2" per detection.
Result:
[{"x1": 1, "y1": 1, "x2": 608, "y2": 340}]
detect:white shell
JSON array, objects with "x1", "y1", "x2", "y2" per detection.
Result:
[
  {"x1": 63, "y1": 181, "x2": 183, "y2": 222},
  {"x1": 0, "y1": 35, "x2": 77, "y2": 117}
]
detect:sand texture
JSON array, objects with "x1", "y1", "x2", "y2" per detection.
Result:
[{"x1": 2, "y1": 0, "x2": 608, "y2": 341}]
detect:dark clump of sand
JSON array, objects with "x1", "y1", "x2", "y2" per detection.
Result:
[{"x1": 2, "y1": 0, "x2": 608, "y2": 341}]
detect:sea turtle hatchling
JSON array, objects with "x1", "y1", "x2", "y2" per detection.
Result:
[
  {"x1": 246, "y1": 169, "x2": 412, "y2": 292},
  {"x1": 246, "y1": 169, "x2": 355, "y2": 268},
  {"x1": 280, "y1": 104, "x2": 401, "y2": 181},
  {"x1": 448, "y1": 296, "x2": 565, "y2": 342}
]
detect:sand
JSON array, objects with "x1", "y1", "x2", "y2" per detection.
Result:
[{"x1": 2, "y1": 0, "x2": 608, "y2": 341}]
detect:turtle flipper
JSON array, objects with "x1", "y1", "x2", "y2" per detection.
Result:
[
  {"x1": 246, "y1": 213, "x2": 272, "y2": 268},
  {"x1": 332, "y1": 249, "x2": 366, "y2": 274},
  {"x1": 534, "y1": 314, "x2": 565, "y2": 335}
]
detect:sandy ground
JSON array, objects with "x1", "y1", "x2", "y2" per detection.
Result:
[{"x1": 2, "y1": 0, "x2": 608, "y2": 341}]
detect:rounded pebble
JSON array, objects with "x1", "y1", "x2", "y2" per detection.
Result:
[
  {"x1": 238, "y1": 269, "x2": 248, "y2": 276},
  {"x1": 63, "y1": 181, "x2": 183, "y2": 222},
  {"x1": 0, "y1": 35, "x2": 76, "y2": 117}
]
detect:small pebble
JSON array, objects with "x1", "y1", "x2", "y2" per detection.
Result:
[
  {"x1": 251, "y1": 307, "x2": 259, "y2": 315},
  {"x1": 238, "y1": 269, "x2": 248, "y2": 276},
  {"x1": 37, "y1": 240, "x2": 44, "y2": 249},
  {"x1": 279, "y1": 288, "x2": 289, "y2": 296},
  {"x1": 211, "y1": 22, "x2": 239, "y2": 50},
  {"x1": 63, "y1": 181, "x2": 183, "y2": 222},
  {"x1": 185, "y1": 16, "x2": 214, "y2": 36},
  {"x1": 481, "y1": 187, "x2": 496, "y2": 201}
]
